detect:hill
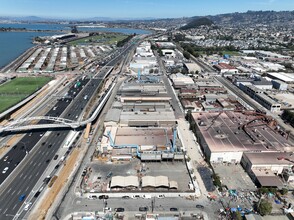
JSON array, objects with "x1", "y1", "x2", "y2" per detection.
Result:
[
  {"x1": 207, "y1": 10, "x2": 294, "y2": 26},
  {"x1": 180, "y1": 17, "x2": 213, "y2": 30}
]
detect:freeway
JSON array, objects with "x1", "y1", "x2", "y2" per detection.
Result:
[
  {"x1": 0, "y1": 38, "x2": 139, "y2": 220},
  {"x1": 0, "y1": 78, "x2": 90, "y2": 220},
  {"x1": 0, "y1": 78, "x2": 89, "y2": 184}
]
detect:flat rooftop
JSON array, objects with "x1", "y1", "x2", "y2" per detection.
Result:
[
  {"x1": 244, "y1": 152, "x2": 294, "y2": 165},
  {"x1": 192, "y1": 111, "x2": 293, "y2": 153},
  {"x1": 114, "y1": 127, "x2": 173, "y2": 146}
]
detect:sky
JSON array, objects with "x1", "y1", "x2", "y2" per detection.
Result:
[{"x1": 1, "y1": 0, "x2": 293, "y2": 19}]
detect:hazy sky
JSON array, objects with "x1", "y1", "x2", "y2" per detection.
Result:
[{"x1": 1, "y1": 0, "x2": 293, "y2": 19}]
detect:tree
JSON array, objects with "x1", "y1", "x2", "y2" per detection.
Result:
[
  {"x1": 259, "y1": 187, "x2": 269, "y2": 195},
  {"x1": 183, "y1": 51, "x2": 190, "y2": 60},
  {"x1": 236, "y1": 211, "x2": 242, "y2": 220},
  {"x1": 257, "y1": 199, "x2": 272, "y2": 216},
  {"x1": 280, "y1": 188, "x2": 288, "y2": 195}
]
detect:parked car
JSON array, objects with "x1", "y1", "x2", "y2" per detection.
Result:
[
  {"x1": 196, "y1": 204, "x2": 204, "y2": 209},
  {"x1": 122, "y1": 196, "x2": 130, "y2": 199},
  {"x1": 170, "y1": 207, "x2": 178, "y2": 211},
  {"x1": 157, "y1": 194, "x2": 165, "y2": 199},
  {"x1": 99, "y1": 195, "x2": 109, "y2": 200},
  {"x1": 115, "y1": 208, "x2": 125, "y2": 212},
  {"x1": 132, "y1": 195, "x2": 141, "y2": 199},
  {"x1": 139, "y1": 207, "x2": 148, "y2": 212}
]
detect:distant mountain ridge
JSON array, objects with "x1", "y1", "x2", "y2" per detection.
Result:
[
  {"x1": 180, "y1": 17, "x2": 213, "y2": 30},
  {"x1": 0, "y1": 10, "x2": 293, "y2": 26},
  {"x1": 206, "y1": 10, "x2": 294, "y2": 26}
]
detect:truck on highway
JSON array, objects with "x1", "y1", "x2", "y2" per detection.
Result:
[{"x1": 48, "y1": 175, "x2": 58, "y2": 187}]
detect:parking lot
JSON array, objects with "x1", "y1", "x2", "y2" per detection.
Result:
[
  {"x1": 212, "y1": 163, "x2": 256, "y2": 191},
  {"x1": 83, "y1": 159, "x2": 191, "y2": 192}
]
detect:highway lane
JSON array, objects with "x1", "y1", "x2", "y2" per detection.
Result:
[
  {"x1": 0, "y1": 76, "x2": 105, "y2": 219},
  {"x1": 0, "y1": 78, "x2": 90, "y2": 219},
  {"x1": 0, "y1": 79, "x2": 89, "y2": 184}
]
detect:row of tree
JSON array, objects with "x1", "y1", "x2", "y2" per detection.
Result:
[
  {"x1": 281, "y1": 109, "x2": 294, "y2": 126},
  {"x1": 116, "y1": 34, "x2": 135, "y2": 47}
]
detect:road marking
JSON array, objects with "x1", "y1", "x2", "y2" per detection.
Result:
[
  {"x1": 28, "y1": 175, "x2": 32, "y2": 180},
  {"x1": 34, "y1": 162, "x2": 37, "y2": 166},
  {"x1": 25, "y1": 186, "x2": 29, "y2": 191},
  {"x1": 35, "y1": 172, "x2": 39, "y2": 176},
  {"x1": 30, "y1": 161, "x2": 33, "y2": 165},
  {"x1": 42, "y1": 152, "x2": 45, "y2": 155},
  {"x1": 17, "y1": 190, "x2": 21, "y2": 195},
  {"x1": 11, "y1": 190, "x2": 16, "y2": 195},
  {"x1": 7, "y1": 188, "x2": 11, "y2": 193},
  {"x1": 23, "y1": 175, "x2": 27, "y2": 180},
  {"x1": 12, "y1": 204, "x2": 17, "y2": 210},
  {"x1": 20, "y1": 173, "x2": 23, "y2": 177},
  {"x1": 4, "y1": 208, "x2": 7, "y2": 214}
]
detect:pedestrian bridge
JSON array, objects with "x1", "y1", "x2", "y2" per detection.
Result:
[{"x1": 0, "y1": 82, "x2": 116, "y2": 134}]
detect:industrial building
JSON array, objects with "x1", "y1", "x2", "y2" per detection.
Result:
[
  {"x1": 272, "y1": 79, "x2": 288, "y2": 91},
  {"x1": 183, "y1": 62, "x2": 202, "y2": 74},
  {"x1": 241, "y1": 152, "x2": 294, "y2": 187},
  {"x1": 239, "y1": 84, "x2": 281, "y2": 112},
  {"x1": 267, "y1": 72, "x2": 294, "y2": 83},
  {"x1": 192, "y1": 111, "x2": 293, "y2": 164},
  {"x1": 213, "y1": 63, "x2": 238, "y2": 75},
  {"x1": 129, "y1": 42, "x2": 157, "y2": 73},
  {"x1": 169, "y1": 73, "x2": 194, "y2": 88}
]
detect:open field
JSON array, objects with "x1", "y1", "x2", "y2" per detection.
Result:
[
  {"x1": 0, "y1": 77, "x2": 52, "y2": 113},
  {"x1": 69, "y1": 33, "x2": 128, "y2": 46}
]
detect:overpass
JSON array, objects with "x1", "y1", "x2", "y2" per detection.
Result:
[{"x1": 0, "y1": 82, "x2": 116, "y2": 134}]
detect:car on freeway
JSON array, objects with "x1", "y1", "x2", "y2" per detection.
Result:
[
  {"x1": 139, "y1": 207, "x2": 148, "y2": 212},
  {"x1": 170, "y1": 207, "x2": 178, "y2": 211},
  {"x1": 24, "y1": 202, "x2": 32, "y2": 211},
  {"x1": 34, "y1": 191, "x2": 40, "y2": 198},
  {"x1": 2, "y1": 167, "x2": 9, "y2": 174},
  {"x1": 3, "y1": 156, "x2": 8, "y2": 161},
  {"x1": 19, "y1": 194, "x2": 26, "y2": 202},
  {"x1": 196, "y1": 204, "x2": 204, "y2": 209},
  {"x1": 115, "y1": 208, "x2": 125, "y2": 212},
  {"x1": 157, "y1": 194, "x2": 165, "y2": 199}
]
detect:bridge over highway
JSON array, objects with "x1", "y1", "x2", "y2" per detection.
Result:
[{"x1": 0, "y1": 82, "x2": 116, "y2": 134}]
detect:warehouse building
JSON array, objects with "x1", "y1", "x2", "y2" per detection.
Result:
[
  {"x1": 241, "y1": 152, "x2": 294, "y2": 188},
  {"x1": 192, "y1": 111, "x2": 293, "y2": 164}
]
